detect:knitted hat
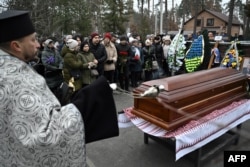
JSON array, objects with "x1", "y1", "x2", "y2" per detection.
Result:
[
  {"x1": 129, "y1": 37, "x2": 137, "y2": 43},
  {"x1": 163, "y1": 35, "x2": 171, "y2": 41},
  {"x1": 154, "y1": 36, "x2": 161, "y2": 40},
  {"x1": 66, "y1": 39, "x2": 78, "y2": 51},
  {"x1": 65, "y1": 35, "x2": 73, "y2": 41},
  {"x1": 80, "y1": 40, "x2": 89, "y2": 51},
  {"x1": 0, "y1": 10, "x2": 35, "y2": 43},
  {"x1": 119, "y1": 35, "x2": 127, "y2": 41},
  {"x1": 104, "y1": 32, "x2": 112, "y2": 40},
  {"x1": 90, "y1": 32, "x2": 99, "y2": 39},
  {"x1": 44, "y1": 39, "x2": 53, "y2": 46}
]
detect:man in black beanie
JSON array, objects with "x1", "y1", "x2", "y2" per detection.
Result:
[
  {"x1": 116, "y1": 35, "x2": 133, "y2": 91},
  {"x1": 89, "y1": 32, "x2": 107, "y2": 76},
  {"x1": 0, "y1": 10, "x2": 118, "y2": 167}
]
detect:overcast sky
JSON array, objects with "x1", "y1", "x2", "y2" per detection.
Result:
[
  {"x1": 165, "y1": 0, "x2": 246, "y2": 7},
  {"x1": 134, "y1": 0, "x2": 247, "y2": 11}
]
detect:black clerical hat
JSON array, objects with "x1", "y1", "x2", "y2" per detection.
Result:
[{"x1": 0, "y1": 10, "x2": 35, "y2": 43}]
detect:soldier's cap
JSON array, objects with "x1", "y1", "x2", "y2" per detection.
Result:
[{"x1": 0, "y1": 10, "x2": 35, "y2": 43}]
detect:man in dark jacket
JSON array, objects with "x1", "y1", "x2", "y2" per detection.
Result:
[
  {"x1": 153, "y1": 36, "x2": 164, "y2": 78},
  {"x1": 116, "y1": 35, "x2": 133, "y2": 91},
  {"x1": 89, "y1": 32, "x2": 107, "y2": 76}
]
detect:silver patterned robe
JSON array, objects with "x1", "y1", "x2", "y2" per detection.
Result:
[{"x1": 0, "y1": 50, "x2": 86, "y2": 167}]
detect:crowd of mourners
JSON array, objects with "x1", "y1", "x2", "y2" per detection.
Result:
[{"x1": 31, "y1": 32, "x2": 174, "y2": 103}]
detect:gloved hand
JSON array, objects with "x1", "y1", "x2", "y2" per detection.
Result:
[
  {"x1": 88, "y1": 62, "x2": 97, "y2": 69},
  {"x1": 106, "y1": 60, "x2": 114, "y2": 64}
]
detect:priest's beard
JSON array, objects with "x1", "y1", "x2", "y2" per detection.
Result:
[{"x1": 24, "y1": 49, "x2": 39, "y2": 62}]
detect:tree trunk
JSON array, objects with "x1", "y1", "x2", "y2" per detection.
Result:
[
  {"x1": 246, "y1": 17, "x2": 250, "y2": 40},
  {"x1": 164, "y1": 0, "x2": 168, "y2": 33},
  {"x1": 193, "y1": 0, "x2": 199, "y2": 38},
  {"x1": 244, "y1": 0, "x2": 250, "y2": 39},
  {"x1": 227, "y1": 0, "x2": 235, "y2": 40}
]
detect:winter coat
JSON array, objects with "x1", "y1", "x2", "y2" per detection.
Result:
[
  {"x1": 89, "y1": 41, "x2": 107, "y2": 75},
  {"x1": 41, "y1": 46, "x2": 64, "y2": 89},
  {"x1": 142, "y1": 45, "x2": 156, "y2": 71},
  {"x1": 77, "y1": 51, "x2": 97, "y2": 85},
  {"x1": 63, "y1": 50, "x2": 83, "y2": 91},
  {"x1": 162, "y1": 44, "x2": 170, "y2": 60},
  {"x1": 116, "y1": 43, "x2": 133, "y2": 74},
  {"x1": 61, "y1": 44, "x2": 69, "y2": 57},
  {"x1": 129, "y1": 45, "x2": 143, "y2": 72},
  {"x1": 154, "y1": 42, "x2": 164, "y2": 68},
  {"x1": 154, "y1": 42, "x2": 164, "y2": 61},
  {"x1": 102, "y1": 41, "x2": 117, "y2": 71}
]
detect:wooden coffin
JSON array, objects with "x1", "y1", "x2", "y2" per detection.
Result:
[{"x1": 132, "y1": 68, "x2": 248, "y2": 130}]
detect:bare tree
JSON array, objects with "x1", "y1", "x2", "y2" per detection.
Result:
[
  {"x1": 244, "y1": 0, "x2": 250, "y2": 39},
  {"x1": 227, "y1": 0, "x2": 235, "y2": 39},
  {"x1": 164, "y1": 0, "x2": 168, "y2": 32}
]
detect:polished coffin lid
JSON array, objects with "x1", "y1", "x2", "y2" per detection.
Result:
[
  {"x1": 132, "y1": 67, "x2": 248, "y2": 130},
  {"x1": 134, "y1": 67, "x2": 247, "y2": 103}
]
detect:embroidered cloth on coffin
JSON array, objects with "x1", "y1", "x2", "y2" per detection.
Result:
[{"x1": 123, "y1": 99, "x2": 250, "y2": 160}]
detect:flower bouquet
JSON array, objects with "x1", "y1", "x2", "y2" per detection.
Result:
[
  {"x1": 220, "y1": 41, "x2": 242, "y2": 70},
  {"x1": 221, "y1": 49, "x2": 242, "y2": 69}
]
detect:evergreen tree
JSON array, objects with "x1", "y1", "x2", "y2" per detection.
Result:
[
  {"x1": 102, "y1": 0, "x2": 130, "y2": 34},
  {"x1": 3, "y1": 0, "x2": 92, "y2": 37}
]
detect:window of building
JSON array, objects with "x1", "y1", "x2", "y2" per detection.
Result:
[
  {"x1": 196, "y1": 19, "x2": 201, "y2": 27},
  {"x1": 207, "y1": 18, "x2": 214, "y2": 26}
]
